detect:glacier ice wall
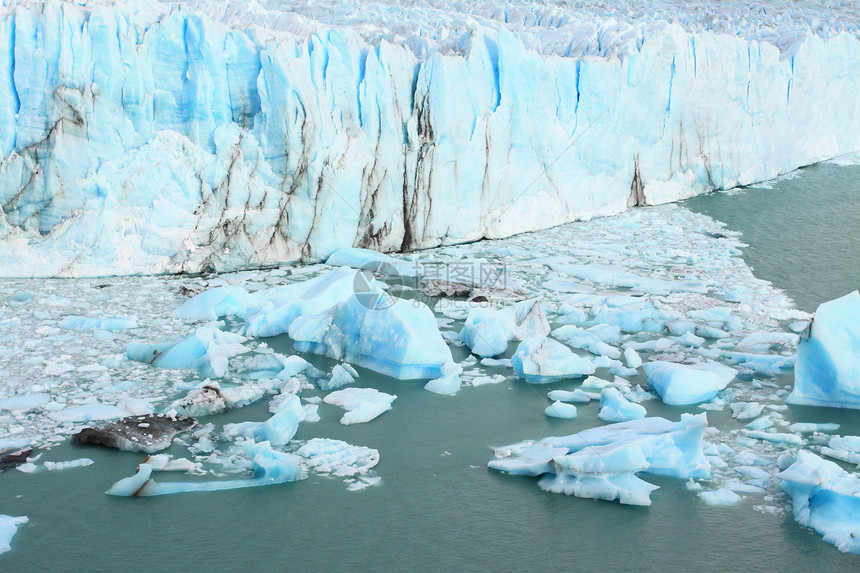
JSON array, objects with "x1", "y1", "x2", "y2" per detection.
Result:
[{"x1": 0, "y1": 0, "x2": 858, "y2": 276}]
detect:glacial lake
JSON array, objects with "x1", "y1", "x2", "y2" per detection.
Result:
[{"x1": 0, "y1": 161, "x2": 858, "y2": 572}]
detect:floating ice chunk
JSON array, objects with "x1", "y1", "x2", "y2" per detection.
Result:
[
  {"x1": 173, "y1": 286, "x2": 252, "y2": 321},
  {"x1": 459, "y1": 300, "x2": 550, "y2": 357},
  {"x1": 0, "y1": 515, "x2": 27, "y2": 555},
  {"x1": 73, "y1": 414, "x2": 196, "y2": 453},
  {"x1": 43, "y1": 458, "x2": 94, "y2": 471},
  {"x1": 742, "y1": 430, "x2": 804, "y2": 446},
  {"x1": 490, "y1": 414, "x2": 711, "y2": 506},
  {"x1": 127, "y1": 326, "x2": 247, "y2": 378},
  {"x1": 788, "y1": 291, "x2": 860, "y2": 409},
  {"x1": 235, "y1": 353, "x2": 311, "y2": 380},
  {"x1": 223, "y1": 395, "x2": 309, "y2": 446},
  {"x1": 746, "y1": 417, "x2": 773, "y2": 431},
  {"x1": 318, "y1": 363, "x2": 357, "y2": 392},
  {"x1": 469, "y1": 374, "x2": 507, "y2": 386},
  {"x1": 170, "y1": 382, "x2": 264, "y2": 417},
  {"x1": 623, "y1": 347, "x2": 642, "y2": 369},
  {"x1": 779, "y1": 450, "x2": 860, "y2": 554},
  {"x1": 142, "y1": 454, "x2": 203, "y2": 473},
  {"x1": 820, "y1": 436, "x2": 860, "y2": 465},
  {"x1": 736, "y1": 332, "x2": 798, "y2": 352},
  {"x1": 59, "y1": 316, "x2": 138, "y2": 331},
  {"x1": 424, "y1": 362, "x2": 463, "y2": 395},
  {"x1": 107, "y1": 441, "x2": 307, "y2": 497},
  {"x1": 599, "y1": 387, "x2": 646, "y2": 422},
  {"x1": 547, "y1": 389, "x2": 592, "y2": 403},
  {"x1": 240, "y1": 268, "x2": 366, "y2": 338},
  {"x1": 553, "y1": 324, "x2": 621, "y2": 351},
  {"x1": 730, "y1": 402, "x2": 764, "y2": 420},
  {"x1": 545, "y1": 401, "x2": 577, "y2": 419},
  {"x1": 323, "y1": 388, "x2": 396, "y2": 425},
  {"x1": 643, "y1": 361, "x2": 737, "y2": 405},
  {"x1": 788, "y1": 423, "x2": 840, "y2": 434},
  {"x1": 512, "y1": 337, "x2": 595, "y2": 384},
  {"x1": 325, "y1": 247, "x2": 417, "y2": 277},
  {"x1": 347, "y1": 476, "x2": 383, "y2": 491},
  {"x1": 297, "y1": 438, "x2": 380, "y2": 477},
  {"x1": 291, "y1": 295, "x2": 452, "y2": 380},
  {"x1": 0, "y1": 393, "x2": 49, "y2": 411},
  {"x1": 699, "y1": 488, "x2": 742, "y2": 506}
]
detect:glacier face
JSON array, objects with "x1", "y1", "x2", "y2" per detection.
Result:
[{"x1": 0, "y1": 0, "x2": 858, "y2": 277}]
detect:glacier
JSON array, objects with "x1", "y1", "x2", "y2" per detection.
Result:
[{"x1": 0, "y1": 0, "x2": 856, "y2": 277}]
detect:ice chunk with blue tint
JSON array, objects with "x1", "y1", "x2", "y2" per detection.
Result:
[
  {"x1": 821, "y1": 436, "x2": 860, "y2": 465},
  {"x1": 545, "y1": 401, "x2": 577, "y2": 419},
  {"x1": 424, "y1": 362, "x2": 463, "y2": 395},
  {"x1": 234, "y1": 353, "x2": 311, "y2": 380},
  {"x1": 788, "y1": 291, "x2": 860, "y2": 409},
  {"x1": 779, "y1": 450, "x2": 860, "y2": 554},
  {"x1": 127, "y1": 326, "x2": 247, "y2": 378},
  {"x1": 323, "y1": 388, "x2": 396, "y2": 425},
  {"x1": 0, "y1": 515, "x2": 27, "y2": 555},
  {"x1": 223, "y1": 394, "x2": 309, "y2": 446},
  {"x1": 318, "y1": 363, "x2": 358, "y2": 392},
  {"x1": 58, "y1": 316, "x2": 138, "y2": 331},
  {"x1": 512, "y1": 337, "x2": 595, "y2": 384},
  {"x1": 547, "y1": 389, "x2": 592, "y2": 403},
  {"x1": 699, "y1": 488, "x2": 742, "y2": 506},
  {"x1": 459, "y1": 300, "x2": 550, "y2": 357},
  {"x1": 239, "y1": 268, "x2": 364, "y2": 338},
  {"x1": 291, "y1": 295, "x2": 452, "y2": 380},
  {"x1": 490, "y1": 414, "x2": 711, "y2": 506},
  {"x1": 107, "y1": 441, "x2": 307, "y2": 497},
  {"x1": 599, "y1": 387, "x2": 646, "y2": 422},
  {"x1": 173, "y1": 286, "x2": 252, "y2": 321},
  {"x1": 643, "y1": 361, "x2": 737, "y2": 405},
  {"x1": 0, "y1": 393, "x2": 49, "y2": 412}
]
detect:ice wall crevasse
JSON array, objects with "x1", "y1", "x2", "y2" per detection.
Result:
[{"x1": 0, "y1": 0, "x2": 858, "y2": 277}]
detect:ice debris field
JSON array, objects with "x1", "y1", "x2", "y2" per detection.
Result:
[
  {"x1": 2, "y1": 202, "x2": 860, "y2": 557},
  {"x1": 0, "y1": 0, "x2": 857, "y2": 275}
]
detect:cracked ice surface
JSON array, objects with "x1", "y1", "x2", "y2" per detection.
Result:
[{"x1": 0, "y1": 1, "x2": 857, "y2": 276}]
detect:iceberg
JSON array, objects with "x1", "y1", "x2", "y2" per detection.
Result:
[
  {"x1": 459, "y1": 300, "x2": 550, "y2": 358},
  {"x1": 106, "y1": 440, "x2": 307, "y2": 497},
  {"x1": 173, "y1": 286, "x2": 252, "y2": 322},
  {"x1": 643, "y1": 360, "x2": 737, "y2": 405},
  {"x1": 290, "y1": 293, "x2": 452, "y2": 380},
  {"x1": 788, "y1": 291, "x2": 860, "y2": 409},
  {"x1": 598, "y1": 387, "x2": 647, "y2": 422},
  {"x1": 0, "y1": 1, "x2": 855, "y2": 277},
  {"x1": 779, "y1": 450, "x2": 860, "y2": 555},
  {"x1": 323, "y1": 388, "x2": 396, "y2": 425},
  {"x1": 297, "y1": 438, "x2": 380, "y2": 478},
  {"x1": 511, "y1": 337, "x2": 595, "y2": 384},
  {"x1": 127, "y1": 326, "x2": 248, "y2": 378},
  {"x1": 545, "y1": 401, "x2": 578, "y2": 419},
  {"x1": 223, "y1": 394, "x2": 309, "y2": 446},
  {"x1": 490, "y1": 414, "x2": 711, "y2": 505},
  {"x1": 0, "y1": 515, "x2": 27, "y2": 556}
]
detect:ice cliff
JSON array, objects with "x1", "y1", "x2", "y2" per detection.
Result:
[{"x1": 0, "y1": 0, "x2": 858, "y2": 276}]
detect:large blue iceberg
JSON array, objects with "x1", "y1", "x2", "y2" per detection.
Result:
[{"x1": 788, "y1": 291, "x2": 860, "y2": 409}]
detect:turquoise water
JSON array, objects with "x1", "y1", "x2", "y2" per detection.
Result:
[
  {"x1": 683, "y1": 162, "x2": 860, "y2": 314},
  {"x1": 2, "y1": 163, "x2": 860, "y2": 571}
]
